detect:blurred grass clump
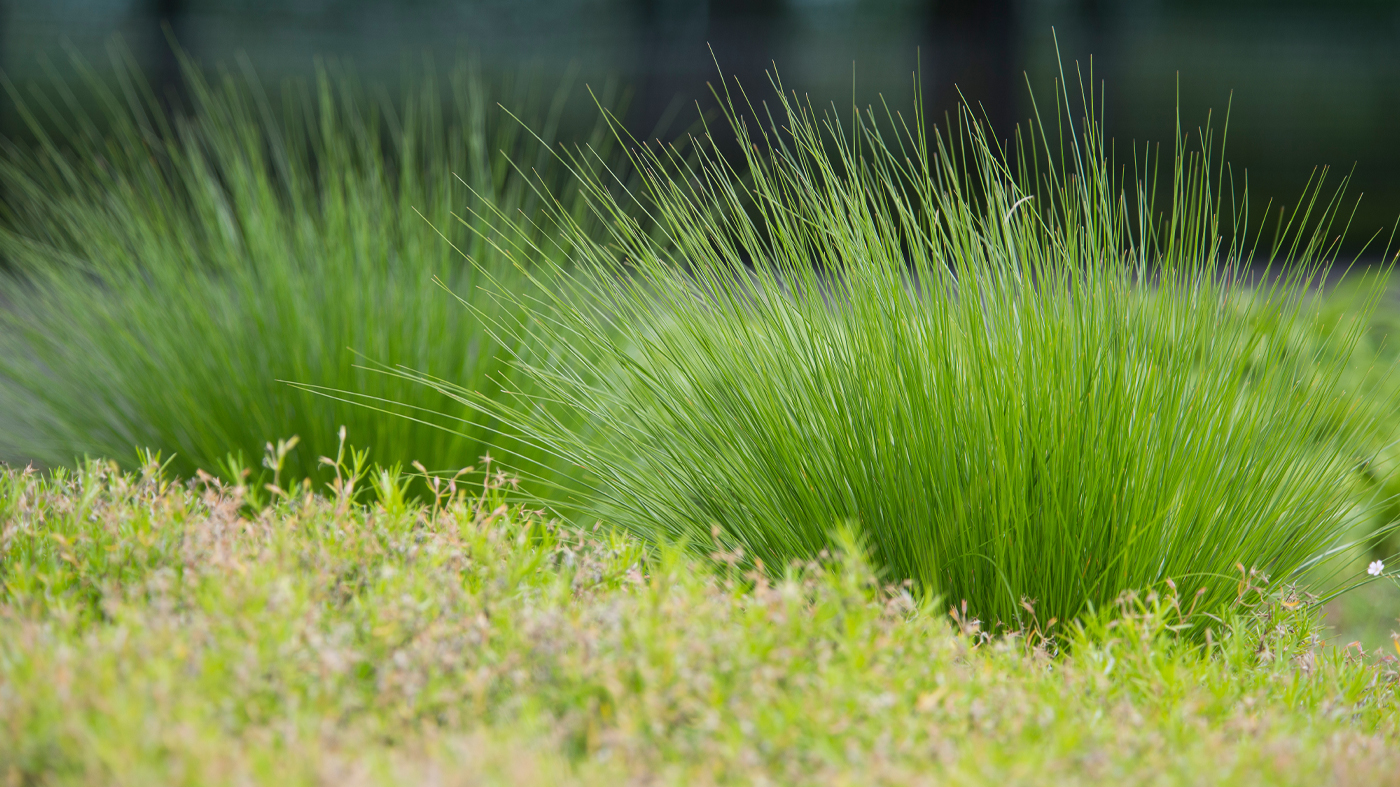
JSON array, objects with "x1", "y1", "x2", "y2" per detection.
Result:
[
  {"x1": 0, "y1": 47, "x2": 607, "y2": 489},
  {"x1": 435, "y1": 67, "x2": 1397, "y2": 631},
  {"x1": 2, "y1": 460, "x2": 1398, "y2": 785}
]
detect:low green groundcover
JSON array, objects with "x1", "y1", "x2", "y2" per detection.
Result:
[{"x1": 2, "y1": 460, "x2": 1397, "y2": 786}]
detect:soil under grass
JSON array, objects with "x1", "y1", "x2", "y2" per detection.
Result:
[{"x1": 3, "y1": 460, "x2": 1399, "y2": 786}]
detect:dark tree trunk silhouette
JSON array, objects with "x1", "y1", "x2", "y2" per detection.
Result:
[
  {"x1": 924, "y1": 0, "x2": 1019, "y2": 142},
  {"x1": 150, "y1": 0, "x2": 188, "y2": 108},
  {"x1": 630, "y1": 0, "x2": 786, "y2": 145}
]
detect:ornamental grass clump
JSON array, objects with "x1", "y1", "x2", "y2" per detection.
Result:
[
  {"x1": 436, "y1": 65, "x2": 1391, "y2": 630},
  {"x1": 0, "y1": 49, "x2": 607, "y2": 487}
]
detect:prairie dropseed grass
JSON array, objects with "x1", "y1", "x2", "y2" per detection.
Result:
[{"x1": 424, "y1": 60, "x2": 1394, "y2": 630}]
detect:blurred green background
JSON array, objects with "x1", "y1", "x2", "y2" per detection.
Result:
[{"x1": 4, "y1": 0, "x2": 1400, "y2": 251}]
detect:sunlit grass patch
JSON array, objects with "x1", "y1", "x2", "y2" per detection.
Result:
[{"x1": 1, "y1": 461, "x2": 1398, "y2": 785}]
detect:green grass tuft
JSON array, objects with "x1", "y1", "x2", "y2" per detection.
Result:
[
  {"x1": 429, "y1": 63, "x2": 1394, "y2": 630},
  {"x1": 0, "y1": 48, "x2": 609, "y2": 490}
]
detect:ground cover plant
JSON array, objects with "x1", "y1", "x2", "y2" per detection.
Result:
[
  {"x1": 434, "y1": 64, "x2": 1395, "y2": 632},
  {"x1": 0, "y1": 49, "x2": 611, "y2": 489},
  {"x1": 2, "y1": 460, "x2": 1399, "y2": 786}
]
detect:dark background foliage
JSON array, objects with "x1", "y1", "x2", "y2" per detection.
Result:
[{"x1": 3, "y1": 0, "x2": 1399, "y2": 251}]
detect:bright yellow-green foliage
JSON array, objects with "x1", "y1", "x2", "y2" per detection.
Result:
[{"x1": 3, "y1": 461, "x2": 1399, "y2": 786}]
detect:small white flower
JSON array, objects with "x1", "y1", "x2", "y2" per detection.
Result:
[{"x1": 1368, "y1": 560, "x2": 1385, "y2": 577}]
